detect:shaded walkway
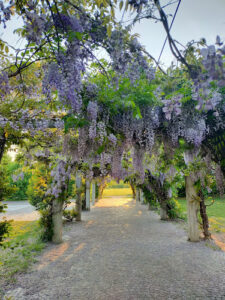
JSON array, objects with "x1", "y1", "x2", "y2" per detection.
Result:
[{"x1": 4, "y1": 196, "x2": 225, "y2": 299}]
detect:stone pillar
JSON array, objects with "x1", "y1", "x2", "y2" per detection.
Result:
[
  {"x1": 140, "y1": 189, "x2": 145, "y2": 204},
  {"x1": 52, "y1": 199, "x2": 63, "y2": 243},
  {"x1": 184, "y1": 149, "x2": 200, "y2": 242},
  {"x1": 136, "y1": 188, "x2": 140, "y2": 202},
  {"x1": 160, "y1": 201, "x2": 168, "y2": 220},
  {"x1": 91, "y1": 182, "x2": 96, "y2": 205},
  {"x1": 85, "y1": 179, "x2": 90, "y2": 211},
  {"x1": 76, "y1": 172, "x2": 82, "y2": 221},
  {"x1": 185, "y1": 175, "x2": 200, "y2": 242}
]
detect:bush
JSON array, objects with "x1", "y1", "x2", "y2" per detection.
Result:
[
  {"x1": 0, "y1": 219, "x2": 11, "y2": 245},
  {"x1": 167, "y1": 198, "x2": 181, "y2": 219},
  {"x1": 9, "y1": 170, "x2": 31, "y2": 201},
  {"x1": 142, "y1": 186, "x2": 158, "y2": 208},
  {"x1": 27, "y1": 162, "x2": 55, "y2": 241},
  {"x1": 0, "y1": 156, "x2": 16, "y2": 201},
  {"x1": 0, "y1": 202, "x2": 11, "y2": 245},
  {"x1": 63, "y1": 208, "x2": 77, "y2": 222},
  {"x1": 0, "y1": 156, "x2": 14, "y2": 243}
]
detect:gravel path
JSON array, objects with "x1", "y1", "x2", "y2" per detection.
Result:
[
  {"x1": 4, "y1": 196, "x2": 225, "y2": 300},
  {"x1": 0, "y1": 201, "x2": 39, "y2": 221}
]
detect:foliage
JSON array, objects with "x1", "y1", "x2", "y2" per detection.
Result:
[
  {"x1": 142, "y1": 186, "x2": 158, "y2": 208},
  {"x1": 27, "y1": 154, "x2": 75, "y2": 241},
  {"x1": 0, "y1": 218, "x2": 11, "y2": 245},
  {"x1": 27, "y1": 161, "x2": 54, "y2": 241},
  {"x1": 0, "y1": 155, "x2": 14, "y2": 244},
  {"x1": 0, "y1": 155, "x2": 16, "y2": 201},
  {"x1": 0, "y1": 221, "x2": 44, "y2": 291},
  {"x1": 6, "y1": 160, "x2": 32, "y2": 201},
  {"x1": 63, "y1": 208, "x2": 78, "y2": 222}
]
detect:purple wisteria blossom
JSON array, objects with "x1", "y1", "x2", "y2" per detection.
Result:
[{"x1": 162, "y1": 95, "x2": 182, "y2": 120}]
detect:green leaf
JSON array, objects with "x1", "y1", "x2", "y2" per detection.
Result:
[
  {"x1": 68, "y1": 31, "x2": 83, "y2": 42},
  {"x1": 96, "y1": 144, "x2": 105, "y2": 155},
  {"x1": 107, "y1": 24, "x2": 112, "y2": 37},
  {"x1": 63, "y1": 115, "x2": 88, "y2": 133}
]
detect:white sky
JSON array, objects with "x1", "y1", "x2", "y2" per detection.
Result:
[
  {"x1": 1, "y1": 0, "x2": 225, "y2": 67},
  {"x1": 130, "y1": 0, "x2": 225, "y2": 66}
]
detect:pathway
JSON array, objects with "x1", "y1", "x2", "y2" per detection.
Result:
[
  {"x1": 4, "y1": 196, "x2": 225, "y2": 299},
  {"x1": 0, "y1": 201, "x2": 39, "y2": 221}
]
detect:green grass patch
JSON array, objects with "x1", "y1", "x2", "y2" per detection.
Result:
[
  {"x1": 106, "y1": 180, "x2": 130, "y2": 189},
  {"x1": 178, "y1": 196, "x2": 225, "y2": 232},
  {"x1": 0, "y1": 220, "x2": 45, "y2": 293},
  {"x1": 103, "y1": 188, "x2": 132, "y2": 197}
]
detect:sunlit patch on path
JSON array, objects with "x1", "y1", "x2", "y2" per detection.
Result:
[
  {"x1": 94, "y1": 196, "x2": 133, "y2": 208},
  {"x1": 85, "y1": 220, "x2": 95, "y2": 228},
  {"x1": 212, "y1": 234, "x2": 225, "y2": 251},
  {"x1": 37, "y1": 242, "x2": 70, "y2": 270},
  {"x1": 73, "y1": 242, "x2": 86, "y2": 253},
  {"x1": 63, "y1": 242, "x2": 86, "y2": 262}
]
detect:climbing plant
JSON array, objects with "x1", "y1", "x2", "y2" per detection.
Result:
[{"x1": 0, "y1": 0, "x2": 225, "y2": 244}]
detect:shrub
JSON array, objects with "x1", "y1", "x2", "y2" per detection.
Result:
[
  {"x1": 0, "y1": 203, "x2": 11, "y2": 245},
  {"x1": 63, "y1": 208, "x2": 78, "y2": 222}
]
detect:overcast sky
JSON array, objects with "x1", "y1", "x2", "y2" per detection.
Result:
[
  {"x1": 1, "y1": 0, "x2": 225, "y2": 67},
  {"x1": 130, "y1": 0, "x2": 225, "y2": 66}
]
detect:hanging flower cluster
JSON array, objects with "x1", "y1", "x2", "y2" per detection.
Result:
[
  {"x1": 46, "y1": 159, "x2": 71, "y2": 199},
  {"x1": 87, "y1": 101, "x2": 98, "y2": 139},
  {"x1": 162, "y1": 95, "x2": 182, "y2": 120}
]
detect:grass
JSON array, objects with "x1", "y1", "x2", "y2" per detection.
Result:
[
  {"x1": 106, "y1": 180, "x2": 130, "y2": 189},
  {"x1": 0, "y1": 220, "x2": 45, "y2": 293},
  {"x1": 178, "y1": 196, "x2": 225, "y2": 233},
  {"x1": 103, "y1": 187, "x2": 132, "y2": 197}
]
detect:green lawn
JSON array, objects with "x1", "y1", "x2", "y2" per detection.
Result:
[
  {"x1": 103, "y1": 187, "x2": 132, "y2": 197},
  {"x1": 0, "y1": 220, "x2": 45, "y2": 294},
  {"x1": 178, "y1": 196, "x2": 225, "y2": 233}
]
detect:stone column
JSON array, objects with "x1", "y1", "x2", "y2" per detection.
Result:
[
  {"x1": 140, "y1": 189, "x2": 145, "y2": 204},
  {"x1": 76, "y1": 172, "x2": 82, "y2": 221},
  {"x1": 91, "y1": 181, "x2": 96, "y2": 205},
  {"x1": 85, "y1": 179, "x2": 90, "y2": 211},
  {"x1": 185, "y1": 175, "x2": 200, "y2": 242},
  {"x1": 160, "y1": 201, "x2": 168, "y2": 220},
  {"x1": 184, "y1": 149, "x2": 200, "y2": 242},
  {"x1": 136, "y1": 188, "x2": 140, "y2": 202},
  {"x1": 52, "y1": 199, "x2": 63, "y2": 243}
]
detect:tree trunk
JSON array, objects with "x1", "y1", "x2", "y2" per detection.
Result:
[
  {"x1": 85, "y1": 180, "x2": 90, "y2": 211},
  {"x1": 130, "y1": 183, "x2": 136, "y2": 199},
  {"x1": 99, "y1": 182, "x2": 106, "y2": 199},
  {"x1": 185, "y1": 175, "x2": 200, "y2": 242},
  {"x1": 76, "y1": 172, "x2": 82, "y2": 221},
  {"x1": 91, "y1": 182, "x2": 96, "y2": 205},
  {"x1": 0, "y1": 132, "x2": 6, "y2": 164},
  {"x1": 160, "y1": 187, "x2": 172, "y2": 220},
  {"x1": 52, "y1": 199, "x2": 63, "y2": 244},
  {"x1": 199, "y1": 191, "x2": 211, "y2": 239}
]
